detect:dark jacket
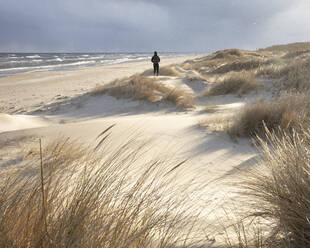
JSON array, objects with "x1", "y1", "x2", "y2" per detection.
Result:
[{"x1": 151, "y1": 55, "x2": 160, "y2": 64}]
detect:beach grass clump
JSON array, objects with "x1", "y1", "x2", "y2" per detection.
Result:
[
  {"x1": 212, "y1": 49, "x2": 243, "y2": 59},
  {"x1": 255, "y1": 64, "x2": 286, "y2": 79},
  {"x1": 159, "y1": 65, "x2": 183, "y2": 77},
  {"x1": 165, "y1": 88, "x2": 194, "y2": 109},
  {"x1": 238, "y1": 127, "x2": 310, "y2": 247},
  {"x1": 0, "y1": 132, "x2": 209, "y2": 248},
  {"x1": 284, "y1": 58, "x2": 310, "y2": 91},
  {"x1": 227, "y1": 93, "x2": 310, "y2": 138},
  {"x1": 212, "y1": 59, "x2": 263, "y2": 74},
  {"x1": 184, "y1": 73, "x2": 208, "y2": 82},
  {"x1": 256, "y1": 58, "x2": 310, "y2": 91},
  {"x1": 260, "y1": 41, "x2": 310, "y2": 53},
  {"x1": 282, "y1": 49, "x2": 310, "y2": 59},
  {"x1": 141, "y1": 65, "x2": 182, "y2": 77},
  {"x1": 91, "y1": 75, "x2": 194, "y2": 108},
  {"x1": 205, "y1": 72, "x2": 260, "y2": 96},
  {"x1": 91, "y1": 75, "x2": 165, "y2": 102}
]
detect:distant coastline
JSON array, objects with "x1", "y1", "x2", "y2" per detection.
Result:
[{"x1": 0, "y1": 52, "x2": 194, "y2": 78}]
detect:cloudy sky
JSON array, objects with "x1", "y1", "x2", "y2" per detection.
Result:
[{"x1": 0, "y1": 0, "x2": 310, "y2": 52}]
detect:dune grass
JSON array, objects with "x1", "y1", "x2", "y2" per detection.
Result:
[
  {"x1": 227, "y1": 93, "x2": 310, "y2": 138},
  {"x1": 184, "y1": 73, "x2": 208, "y2": 82},
  {"x1": 260, "y1": 42, "x2": 310, "y2": 53},
  {"x1": 284, "y1": 58, "x2": 310, "y2": 91},
  {"x1": 212, "y1": 49, "x2": 243, "y2": 59},
  {"x1": 234, "y1": 127, "x2": 310, "y2": 247},
  {"x1": 212, "y1": 59, "x2": 263, "y2": 74},
  {"x1": 181, "y1": 43, "x2": 310, "y2": 95},
  {"x1": 0, "y1": 130, "x2": 210, "y2": 248},
  {"x1": 91, "y1": 75, "x2": 194, "y2": 109},
  {"x1": 141, "y1": 65, "x2": 182, "y2": 77},
  {"x1": 204, "y1": 72, "x2": 260, "y2": 96}
]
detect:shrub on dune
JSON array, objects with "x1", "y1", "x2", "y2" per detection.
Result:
[{"x1": 204, "y1": 72, "x2": 260, "y2": 96}]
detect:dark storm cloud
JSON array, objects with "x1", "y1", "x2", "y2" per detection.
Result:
[{"x1": 0, "y1": 0, "x2": 309, "y2": 52}]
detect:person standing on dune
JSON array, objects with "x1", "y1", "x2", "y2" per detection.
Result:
[{"x1": 151, "y1": 51, "x2": 160, "y2": 76}]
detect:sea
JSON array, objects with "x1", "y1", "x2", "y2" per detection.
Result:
[{"x1": 0, "y1": 52, "x2": 187, "y2": 78}]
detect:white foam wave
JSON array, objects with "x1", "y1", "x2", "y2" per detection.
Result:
[
  {"x1": 0, "y1": 60, "x2": 97, "y2": 72},
  {"x1": 26, "y1": 55, "x2": 41, "y2": 59}
]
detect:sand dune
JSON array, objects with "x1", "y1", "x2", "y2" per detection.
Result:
[
  {"x1": 0, "y1": 113, "x2": 52, "y2": 133},
  {"x1": 0, "y1": 54, "x2": 263, "y2": 245}
]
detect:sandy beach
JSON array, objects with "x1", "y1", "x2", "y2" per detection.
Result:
[
  {"x1": 3, "y1": 41, "x2": 310, "y2": 246},
  {"x1": 0, "y1": 53, "x2": 259, "y2": 241},
  {"x1": 1, "y1": 0, "x2": 309, "y2": 244}
]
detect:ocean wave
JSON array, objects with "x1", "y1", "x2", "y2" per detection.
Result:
[
  {"x1": 26, "y1": 55, "x2": 41, "y2": 59},
  {"x1": 0, "y1": 60, "x2": 97, "y2": 72},
  {"x1": 0, "y1": 53, "x2": 184, "y2": 77}
]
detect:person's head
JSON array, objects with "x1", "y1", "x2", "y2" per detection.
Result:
[{"x1": 154, "y1": 51, "x2": 157, "y2": 56}]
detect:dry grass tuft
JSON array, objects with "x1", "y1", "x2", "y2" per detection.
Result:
[
  {"x1": 238, "y1": 127, "x2": 310, "y2": 247},
  {"x1": 141, "y1": 65, "x2": 182, "y2": 77},
  {"x1": 255, "y1": 64, "x2": 286, "y2": 79},
  {"x1": 283, "y1": 58, "x2": 310, "y2": 91},
  {"x1": 0, "y1": 132, "x2": 210, "y2": 247},
  {"x1": 91, "y1": 75, "x2": 194, "y2": 109},
  {"x1": 227, "y1": 93, "x2": 310, "y2": 138},
  {"x1": 165, "y1": 88, "x2": 195, "y2": 109},
  {"x1": 91, "y1": 75, "x2": 165, "y2": 102},
  {"x1": 212, "y1": 59, "x2": 263, "y2": 74},
  {"x1": 205, "y1": 73, "x2": 260, "y2": 96},
  {"x1": 184, "y1": 74, "x2": 208, "y2": 82},
  {"x1": 204, "y1": 105, "x2": 220, "y2": 113},
  {"x1": 212, "y1": 49, "x2": 243, "y2": 59},
  {"x1": 159, "y1": 66, "x2": 183, "y2": 77},
  {"x1": 222, "y1": 216, "x2": 270, "y2": 248},
  {"x1": 282, "y1": 49, "x2": 310, "y2": 59},
  {"x1": 256, "y1": 58, "x2": 310, "y2": 89},
  {"x1": 198, "y1": 115, "x2": 231, "y2": 132},
  {"x1": 260, "y1": 42, "x2": 310, "y2": 53}
]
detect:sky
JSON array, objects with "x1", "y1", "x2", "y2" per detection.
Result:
[{"x1": 0, "y1": 0, "x2": 310, "y2": 53}]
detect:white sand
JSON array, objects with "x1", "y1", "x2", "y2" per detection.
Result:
[
  {"x1": 0, "y1": 113, "x2": 52, "y2": 132},
  {"x1": 0, "y1": 55, "x2": 262, "y2": 243}
]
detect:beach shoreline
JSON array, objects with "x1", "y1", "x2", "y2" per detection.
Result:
[{"x1": 0, "y1": 54, "x2": 201, "y2": 114}]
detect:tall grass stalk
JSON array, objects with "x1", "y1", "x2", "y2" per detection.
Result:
[
  {"x1": 234, "y1": 126, "x2": 310, "y2": 247},
  {"x1": 0, "y1": 128, "x2": 209, "y2": 247}
]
